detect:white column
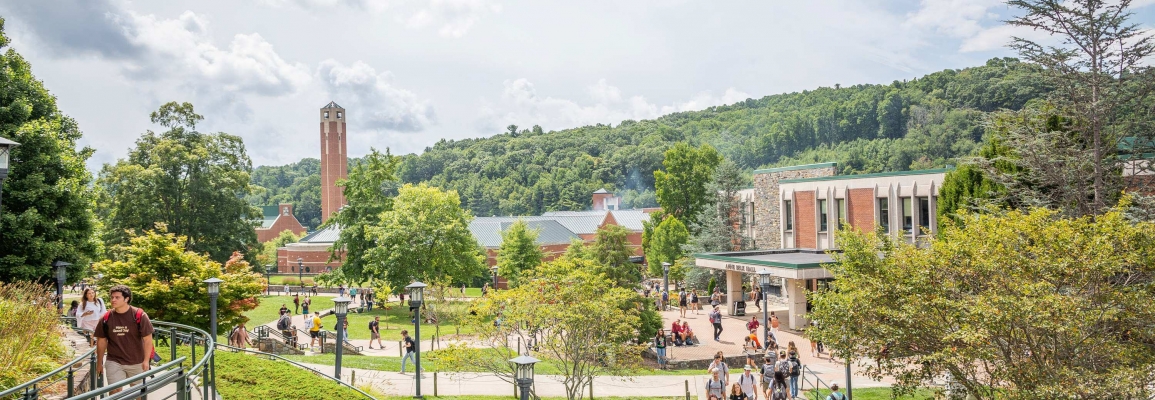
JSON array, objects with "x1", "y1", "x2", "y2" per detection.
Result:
[
  {"x1": 786, "y1": 278, "x2": 808, "y2": 330},
  {"x1": 726, "y1": 270, "x2": 744, "y2": 316}
]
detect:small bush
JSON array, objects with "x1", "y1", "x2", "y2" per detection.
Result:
[
  {"x1": 302, "y1": 278, "x2": 315, "y2": 285},
  {"x1": 281, "y1": 277, "x2": 301, "y2": 286},
  {"x1": 0, "y1": 282, "x2": 68, "y2": 391}
]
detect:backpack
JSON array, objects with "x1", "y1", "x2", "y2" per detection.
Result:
[
  {"x1": 761, "y1": 364, "x2": 774, "y2": 383},
  {"x1": 789, "y1": 358, "x2": 801, "y2": 377},
  {"x1": 101, "y1": 307, "x2": 160, "y2": 363},
  {"x1": 772, "y1": 384, "x2": 788, "y2": 400},
  {"x1": 826, "y1": 393, "x2": 846, "y2": 400},
  {"x1": 277, "y1": 315, "x2": 291, "y2": 330}
]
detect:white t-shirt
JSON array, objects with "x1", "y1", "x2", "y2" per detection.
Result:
[
  {"x1": 77, "y1": 299, "x2": 106, "y2": 329},
  {"x1": 738, "y1": 372, "x2": 757, "y2": 396}
]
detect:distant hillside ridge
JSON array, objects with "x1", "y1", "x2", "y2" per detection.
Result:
[{"x1": 250, "y1": 57, "x2": 1048, "y2": 220}]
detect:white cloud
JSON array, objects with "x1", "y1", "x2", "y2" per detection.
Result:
[
  {"x1": 258, "y1": 0, "x2": 500, "y2": 37},
  {"x1": 905, "y1": 0, "x2": 1002, "y2": 38},
  {"x1": 476, "y1": 78, "x2": 749, "y2": 133},
  {"x1": 316, "y1": 59, "x2": 436, "y2": 132}
]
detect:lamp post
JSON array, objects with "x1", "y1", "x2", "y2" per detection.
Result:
[
  {"x1": 490, "y1": 265, "x2": 498, "y2": 291},
  {"x1": 406, "y1": 281, "x2": 427, "y2": 399},
  {"x1": 265, "y1": 264, "x2": 273, "y2": 296},
  {"x1": 297, "y1": 258, "x2": 303, "y2": 294},
  {"x1": 332, "y1": 296, "x2": 350, "y2": 380},
  {"x1": 0, "y1": 136, "x2": 19, "y2": 212},
  {"x1": 661, "y1": 262, "x2": 670, "y2": 310},
  {"x1": 510, "y1": 355, "x2": 540, "y2": 400},
  {"x1": 757, "y1": 269, "x2": 772, "y2": 350},
  {"x1": 53, "y1": 261, "x2": 71, "y2": 313},
  {"x1": 203, "y1": 277, "x2": 222, "y2": 394}
]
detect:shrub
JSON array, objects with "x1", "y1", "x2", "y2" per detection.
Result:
[
  {"x1": 707, "y1": 276, "x2": 716, "y2": 295},
  {"x1": 0, "y1": 282, "x2": 68, "y2": 391},
  {"x1": 302, "y1": 278, "x2": 315, "y2": 285},
  {"x1": 281, "y1": 277, "x2": 301, "y2": 286}
]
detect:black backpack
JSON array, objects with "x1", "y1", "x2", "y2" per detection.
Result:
[
  {"x1": 277, "y1": 315, "x2": 291, "y2": 330},
  {"x1": 790, "y1": 358, "x2": 802, "y2": 376}
]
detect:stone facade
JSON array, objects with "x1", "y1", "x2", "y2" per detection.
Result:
[{"x1": 751, "y1": 163, "x2": 836, "y2": 249}]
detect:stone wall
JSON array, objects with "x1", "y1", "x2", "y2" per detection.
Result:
[{"x1": 751, "y1": 164, "x2": 836, "y2": 249}]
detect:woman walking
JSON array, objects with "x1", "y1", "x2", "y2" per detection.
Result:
[
  {"x1": 766, "y1": 371, "x2": 789, "y2": 400},
  {"x1": 654, "y1": 328, "x2": 668, "y2": 369},
  {"x1": 691, "y1": 290, "x2": 700, "y2": 314},
  {"x1": 678, "y1": 290, "x2": 688, "y2": 317},
  {"x1": 728, "y1": 382, "x2": 749, "y2": 400},
  {"x1": 77, "y1": 287, "x2": 106, "y2": 345}
]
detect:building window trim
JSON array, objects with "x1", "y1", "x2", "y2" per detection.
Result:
[
  {"x1": 818, "y1": 199, "x2": 828, "y2": 232},
  {"x1": 918, "y1": 196, "x2": 931, "y2": 231},
  {"x1": 902, "y1": 197, "x2": 913, "y2": 233},
  {"x1": 783, "y1": 200, "x2": 793, "y2": 232},
  {"x1": 879, "y1": 197, "x2": 890, "y2": 233},
  {"x1": 836, "y1": 198, "x2": 846, "y2": 230}
]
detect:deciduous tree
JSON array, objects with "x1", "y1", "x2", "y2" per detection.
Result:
[
  {"x1": 327, "y1": 149, "x2": 401, "y2": 283},
  {"x1": 654, "y1": 142, "x2": 721, "y2": 229},
  {"x1": 94, "y1": 227, "x2": 264, "y2": 332},
  {"x1": 809, "y1": 206, "x2": 1155, "y2": 398},
  {"x1": 645, "y1": 215, "x2": 689, "y2": 278},
  {"x1": 591, "y1": 224, "x2": 638, "y2": 287}
]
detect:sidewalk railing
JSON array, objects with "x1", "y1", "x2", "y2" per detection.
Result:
[
  {"x1": 65, "y1": 321, "x2": 217, "y2": 400},
  {"x1": 799, "y1": 364, "x2": 834, "y2": 400},
  {"x1": 0, "y1": 346, "x2": 98, "y2": 399}
]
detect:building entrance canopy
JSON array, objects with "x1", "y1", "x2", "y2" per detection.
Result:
[{"x1": 693, "y1": 249, "x2": 836, "y2": 280}]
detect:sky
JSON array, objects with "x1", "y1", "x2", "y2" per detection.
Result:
[{"x1": 0, "y1": 0, "x2": 1153, "y2": 170}]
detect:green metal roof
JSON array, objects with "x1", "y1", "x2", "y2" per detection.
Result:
[
  {"x1": 753, "y1": 162, "x2": 837, "y2": 175},
  {"x1": 259, "y1": 206, "x2": 280, "y2": 229},
  {"x1": 778, "y1": 168, "x2": 951, "y2": 184},
  {"x1": 693, "y1": 250, "x2": 837, "y2": 269}
]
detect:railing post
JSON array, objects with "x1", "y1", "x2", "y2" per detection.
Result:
[
  {"x1": 176, "y1": 369, "x2": 187, "y2": 400},
  {"x1": 89, "y1": 351, "x2": 98, "y2": 391},
  {"x1": 203, "y1": 364, "x2": 210, "y2": 400},
  {"x1": 170, "y1": 327, "x2": 178, "y2": 362},
  {"x1": 67, "y1": 366, "x2": 75, "y2": 397}
]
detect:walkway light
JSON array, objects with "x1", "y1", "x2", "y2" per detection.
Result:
[
  {"x1": 54, "y1": 261, "x2": 71, "y2": 312},
  {"x1": 406, "y1": 281, "x2": 427, "y2": 398},
  {"x1": 510, "y1": 354, "x2": 540, "y2": 400},
  {"x1": 332, "y1": 296, "x2": 351, "y2": 380},
  {"x1": 757, "y1": 269, "x2": 773, "y2": 350}
]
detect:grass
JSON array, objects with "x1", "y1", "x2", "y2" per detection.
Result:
[
  {"x1": 319, "y1": 301, "x2": 481, "y2": 341},
  {"x1": 282, "y1": 350, "x2": 703, "y2": 377},
  {"x1": 159, "y1": 344, "x2": 369, "y2": 399},
  {"x1": 267, "y1": 275, "x2": 316, "y2": 286},
  {"x1": 423, "y1": 397, "x2": 679, "y2": 400},
  {"x1": 803, "y1": 387, "x2": 936, "y2": 400},
  {"x1": 243, "y1": 295, "x2": 336, "y2": 327},
  {"x1": 0, "y1": 282, "x2": 69, "y2": 392}
]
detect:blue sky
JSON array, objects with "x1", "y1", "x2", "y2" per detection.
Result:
[{"x1": 0, "y1": 0, "x2": 1152, "y2": 169}]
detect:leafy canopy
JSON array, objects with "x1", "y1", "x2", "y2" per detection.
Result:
[
  {"x1": 363, "y1": 183, "x2": 486, "y2": 292},
  {"x1": 496, "y1": 219, "x2": 543, "y2": 288},
  {"x1": 94, "y1": 227, "x2": 264, "y2": 332},
  {"x1": 653, "y1": 142, "x2": 721, "y2": 228},
  {"x1": 809, "y1": 205, "x2": 1155, "y2": 398},
  {"x1": 0, "y1": 19, "x2": 98, "y2": 282},
  {"x1": 326, "y1": 149, "x2": 401, "y2": 282}
]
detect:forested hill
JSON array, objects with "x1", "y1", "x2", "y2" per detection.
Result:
[{"x1": 250, "y1": 57, "x2": 1048, "y2": 225}]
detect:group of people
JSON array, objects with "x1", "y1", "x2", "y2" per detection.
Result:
[
  {"x1": 66, "y1": 285, "x2": 157, "y2": 394},
  {"x1": 290, "y1": 294, "x2": 315, "y2": 315},
  {"x1": 675, "y1": 288, "x2": 703, "y2": 317},
  {"x1": 704, "y1": 346, "x2": 817, "y2": 400}
]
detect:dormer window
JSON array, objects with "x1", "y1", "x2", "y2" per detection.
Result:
[
  {"x1": 337, "y1": 112, "x2": 342, "y2": 119},
  {"x1": 324, "y1": 111, "x2": 329, "y2": 118}
]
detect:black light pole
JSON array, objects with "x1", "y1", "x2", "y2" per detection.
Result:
[
  {"x1": 757, "y1": 269, "x2": 772, "y2": 350},
  {"x1": 333, "y1": 296, "x2": 350, "y2": 380},
  {"x1": 0, "y1": 137, "x2": 19, "y2": 213},
  {"x1": 510, "y1": 355, "x2": 540, "y2": 400},
  {"x1": 297, "y1": 258, "x2": 303, "y2": 294},
  {"x1": 53, "y1": 261, "x2": 71, "y2": 313},
  {"x1": 265, "y1": 264, "x2": 273, "y2": 296},
  {"x1": 204, "y1": 277, "x2": 222, "y2": 394},
  {"x1": 406, "y1": 281, "x2": 427, "y2": 399},
  {"x1": 661, "y1": 262, "x2": 670, "y2": 310},
  {"x1": 490, "y1": 266, "x2": 498, "y2": 292}
]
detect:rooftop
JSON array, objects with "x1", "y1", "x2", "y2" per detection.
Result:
[{"x1": 693, "y1": 249, "x2": 837, "y2": 269}]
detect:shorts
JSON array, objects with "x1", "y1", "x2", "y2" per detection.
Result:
[
  {"x1": 679, "y1": 300, "x2": 687, "y2": 307},
  {"x1": 371, "y1": 332, "x2": 380, "y2": 340},
  {"x1": 105, "y1": 360, "x2": 145, "y2": 386},
  {"x1": 310, "y1": 330, "x2": 321, "y2": 339}
]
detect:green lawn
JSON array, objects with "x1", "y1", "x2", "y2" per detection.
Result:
[
  {"x1": 320, "y1": 301, "x2": 482, "y2": 341},
  {"x1": 803, "y1": 387, "x2": 936, "y2": 400},
  {"x1": 282, "y1": 349, "x2": 702, "y2": 377},
  {"x1": 243, "y1": 295, "x2": 336, "y2": 327},
  {"x1": 427, "y1": 397, "x2": 679, "y2": 400},
  {"x1": 158, "y1": 345, "x2": 371, "y2": 399}
]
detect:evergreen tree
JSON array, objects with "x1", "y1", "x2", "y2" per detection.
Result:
[
  {"x1": 496, "y1": 220, "x2": 542, "y2": 288},
  {"x1": 591, "y1": 224, "x2": 639, "y2": 288},
  {"x1": 0, "y1": 20, "x2": 98, "y2": 282}
]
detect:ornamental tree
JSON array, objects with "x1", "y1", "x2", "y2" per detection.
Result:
[
  {"x1": 93, "y1": 227, "x2": 264, "y2": 332},
  {"x1": 809, "y1": 205, "x2": 1155, "y2": 398},
  {"x1": 496, "y1": 219, "x2": 543, "y2": 288}
]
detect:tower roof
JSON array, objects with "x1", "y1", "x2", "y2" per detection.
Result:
[{"x1": 322, "y1": 101, "x2": 343, "y2": 109}]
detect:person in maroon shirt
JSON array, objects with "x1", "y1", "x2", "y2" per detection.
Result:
[{"x1": 94, "y1": 285, "x2": 155, "y2": 393}]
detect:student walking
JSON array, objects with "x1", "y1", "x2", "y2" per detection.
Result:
[
  {"x1": 94, "y1": 285, "x2": 155, "y2": 393},
  {"x1": 708, "y1": 352, "x2": 731, "y2": 387},
  {"x1": 276, "y1": 312, "x2": 295, "y2": 347},
  {"x1": 230, "y1": 322, "x2": 251, "y2": 348},
  {"x1": 401, "y1": 330, "x2": 417, "y2": 373},
  {"x1": 302, "y1": 298, "x2": 310, "y2": 315},
  {"x1": 369, "y1": 316, "x2": 384, "y2": 349},
  {"x1": 654, "y1": 329, "x2": 668, "y2": 369},
  {"x1": 706, "y1": 369, "x2": 725, "y2": 400},
  {"x1": 769, "y1": 312, "x2": 780, "y2": 337},
  {"x1": 710, "y1": 306, "x2": 724, "y2": 341},
  {"x1": 293, "y1": 294, "x2": 300, "y2": 314},
  {"x1": 691, "y1": 290, "x2": 700, "y2": 314},
  {"x1": 767, "y1": 371, "x2": 789, "y2": 400},
  {"x1": 737, "y1": 365, "x2": 758, "y2": 400},
  {"x1": 309, "y1": 312, "x2": 323, "y2": 349},
  {"x1": 787, "y1": 350, "x2": 802, "y2": 398},
  {"x1": 826, "y1": 384, "x2": 846, "y2": 400},
  {"x1": 78, "y1": 288, "x2": 107, "y2": 345},
  {"x1": 678, "y1": 289, "x2": 688, "y2": 317}
]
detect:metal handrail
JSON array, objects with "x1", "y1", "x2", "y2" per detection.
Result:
[
  {"x1": 65, "y1": 320, "x2": 216, "y2": 400},
  {"x1": 800, "y1": 365, "x2": 834, "y2": 400},
  {"x1": 214, "y1": 343, "x2": 377, "y2": 400},
  {"x1": 0, "y1": 347, "x2": 98, "y2": 399}
]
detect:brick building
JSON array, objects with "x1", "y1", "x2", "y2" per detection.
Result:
[
  {"x1": 319, "y1": 101, "x2": 349, "y2": 223},
  {"x1": 695, "y1": 162, "x2": 948, "y2": 329},
  {"x1": 255, "y1": 203, "x2": 307, "y2": 243}
]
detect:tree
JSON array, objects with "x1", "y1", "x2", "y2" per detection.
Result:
[
  {"x1": 451, "y1": 257, "x2": 648, "y2": 400},
  {"x1": 561, "y1": 238, "x2": 593, "y2": 261},
  {"x1": 327, "y1": 149, "x2": 401, "y2": 282},
  {"x1": 0, "y1": 20, "x2": 98, "y2": 282},
  {"x1": 496, "y1": 220, "x2": 543, "y2": 288},
  {"x1": 808, "y1": 205, "x2": 1155, "y2": 398},
  {"x1": 654, "y1": 142, "x2": 721, "y2": 229},
  {"x1": 645, "y1": 215, "x2": 689, "y2": 277},
  {"x1": 93, "y1": 227, "x2": 264, "y2": 332},
  {"x1": 98, "y1": 102, "x2": 259, "y2": 264},
  {"x1": 997, "y1": 0, "x2": 1155, "y2": 216},
  {"x1": 938, "y1": 136, "x2": 1018, "y2": 228},
  {"x1": 591, "y1": 224, "x2": 638, "y2": 287},
  {"x1": 364, "y1": 184, "x2": 486, "y2": 293},
  {"x1": 689, "y1": 159, "x2": 750, "y2": 253}
]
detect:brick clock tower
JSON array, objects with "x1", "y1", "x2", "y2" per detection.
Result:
[{"x1": 320, "y1": 101, "x2": 348, "y2": 223}]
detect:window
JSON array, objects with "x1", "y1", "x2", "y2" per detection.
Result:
[
  {"x1": 836, "y1": 198, "x2": 846, "y2": 229},
  {"x1": 879, "y1": 198, "x2": 890, "y2": 233},
  {"x1": 337, "y1": 112, "x2": 343, "y2": 119},
  {"x1": 818, "y1": 199, "x2": 828, "y2": 232},
  {"x1": 783, "y1": 200, "x2": 793, "y2": 231},
  {"x1": 324, "y1": 111, "x2": 329, "y2": 118},
  {"x1": 902, "y1": 197, "x2": 913, "y2": 232},
  {"x1": 918, "y1": 197, "x2": 930, "y2": 230},
  {"x1": 282, "y1": 207, "x2": 289, "y2": 216}
]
